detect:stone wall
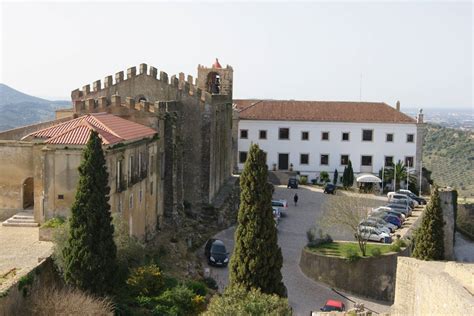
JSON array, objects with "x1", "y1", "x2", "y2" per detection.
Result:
[
  {"x1": 299, "y1": 246, "x2": 410, "y2": 302},
  {"x1": 439, "y1": 189, "x2": 456, "y2": 260},
  {"x1": 391, "y1": 257, "x2": 474, "y2": 315}
]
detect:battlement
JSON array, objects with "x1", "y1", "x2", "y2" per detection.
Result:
[{"x1": 71, "y1": 63, "x2": 213, "y2": 104}]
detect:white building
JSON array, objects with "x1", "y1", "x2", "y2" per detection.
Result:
[{"x1": 234, "y1": 100, "x2": 424, "y2": 182}]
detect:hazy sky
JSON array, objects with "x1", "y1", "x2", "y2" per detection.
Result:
[{"x1": 1, "y1": 1, "x2": 472, "y2": 109}]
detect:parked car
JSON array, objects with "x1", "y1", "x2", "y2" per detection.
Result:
[
  {"x1": 324, "y1": 183, "x2": 336, "y2": 194},
  {"x1": 272, "y1": 206, "x2": 281, "y2": 224},
  {"x1": 388, "y1": 193, "x2": 416, "y2": 208},
  {"x1": 287, "y1": 177, "x2": 298, "y2": 189},
  {"x1": 363, "y1": 217, "x2": 397, "y2": 233},
  {"x1": 372, "y1": 207, "x2": 406, "y2": 221},
  {"x1": 370, "y1": 213, "x2": 402, "y2": 228},
  {"x1": 356, "y1": 226, "x2": 392, "y2": 243},
  {"x1": 320, "y1": 300, "x2": 345, "y2": 312},
  {"x1": 397, "y1": 189, "x2": 427, "y2": 205},
  {"x1": 204, "y1": 239, "x2": 229, "y2": 267},
  {"x1": 272, "y1": 199, "x2": 288, "y2": 210},
  {"x1": 359, "y1": 222, "x2": 391, "y2": 235},
  {"x1": 385, "y1": 203, "x2": 412, "y2": 216}
]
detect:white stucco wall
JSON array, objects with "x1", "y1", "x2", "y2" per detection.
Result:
[{"x1": 237, "y1": 120, "x2": 418, "y2": 179}]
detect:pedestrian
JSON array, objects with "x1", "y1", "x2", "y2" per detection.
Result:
[{"x1": 293, "y1": 193, "x2": 299, "y2": 206}]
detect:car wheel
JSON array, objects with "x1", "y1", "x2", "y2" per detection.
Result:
[{"x1": 380, "y1": 238, "x2": 384, "y2": 243}]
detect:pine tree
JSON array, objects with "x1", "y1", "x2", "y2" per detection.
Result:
[
  {"x1": 347, "y1": 160, "x2": 354, "y2": 187},
  {"x1": 412, "y1": 187, "x2": 445, "y2": 260},
  {"x1": 229, "y1": 144, "x2": 286, "y2": 297},
  {"x1": 342, "y1": 166, "x2": 349, "y2": 188},
  {"x1": 63, "y1": 131, "x2": 118, "y2": 295}
]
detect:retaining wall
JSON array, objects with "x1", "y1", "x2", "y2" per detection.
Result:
[{"x1": 299, "y1": 245, "x2": 410, "y2": 302}]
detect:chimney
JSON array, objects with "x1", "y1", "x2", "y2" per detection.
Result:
[
  {"x1": 417, "y1": 109, "x2": 424, "y2": 123},
  {"x1": 396, "y1": 100, "x2": 400, "y2": 111}
]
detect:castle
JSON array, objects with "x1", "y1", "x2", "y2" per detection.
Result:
[{"x1": 0, "y1": 59, "x2": 234, "y2": 240}]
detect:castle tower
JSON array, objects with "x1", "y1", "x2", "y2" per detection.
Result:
[{"x1": 197, "y1": 58, "x2": 233, "y2": 98}]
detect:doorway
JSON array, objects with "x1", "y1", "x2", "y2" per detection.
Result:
[
  {"x1": 278, "y1": 154, "x2": 289, "y2": 170},
  {"x1": 22, "y1": 177, "x2": 34, "y2": 209}
]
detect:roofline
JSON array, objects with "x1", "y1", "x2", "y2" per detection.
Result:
[{"x1": 239, "y1": 118, "x2": 417, "y2": 124}]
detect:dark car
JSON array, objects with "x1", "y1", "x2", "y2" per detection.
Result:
[
  {"x1": 287, "y1": 177, "x2": 298, "y2": 189},
  {"x1": 324, "y1": 183, "x2": 336, "y2": 194},
  {"x1": 320, "y1": 299, "x2": 345, "y2": 312},
  {"x1": 204, "y1": 239, "x2": 229, "y2": 267},
  {"x1": 396, "y1": 189, "x2": 427, "y2": 205}
]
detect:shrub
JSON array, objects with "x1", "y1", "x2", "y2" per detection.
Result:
[
  {"x1": 185, "y1": 280, "x2": 208, "y2": 296},
  {"x1": 113, "y1": 214, "x2": 146, "y2": 269},
  {"x1": 152, "y1": 284, "x2": 197, "y2": 316},
  {"x1": 344, "y1": 248, "x2": 360, "y2": 262},
  {"x1": 41, "y1": 217, "x2": 65, "y2": 229},
  {"x1": 390, "y1": 239, "x2": 408, "y2": 252},
  {"x1": 126, "y1": 264, "x2": 165, "y2": 297},
  {"x1": 306, "y1": 227, "x2": 332, "y2": 247},
  {"x1": 25, "y1": 287, "x2": 114, "y2": 315},
  {"x1": 300, "y1": 176, "x2": 308, "y2": 185},
  {"x1": 51, "y1": 219, "x2": 70, "y2": 277},
  {"x1": 320, "y1": 171, "x2": 330, "y2": 183},
  {"x1": 203, "y1": 276, "x2": 218, "y2": 291},
  {"x1": 370, "y1": 247, "x2": 382, "y2": 257},
  {"x1": 203, "y1": 286, "x2": 291, "y2": 316}
]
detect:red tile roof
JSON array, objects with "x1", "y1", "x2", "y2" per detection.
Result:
[
  {"x1": 23, "y1": 113, "x2": 156, "y2": 145},
  {"x1": 234, "y1": 99, "x2": 416, "y2": 124}
]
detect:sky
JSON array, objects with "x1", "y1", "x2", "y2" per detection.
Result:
[{"x1": 0, "y1": 1, "x2": 472, "y2": 109}]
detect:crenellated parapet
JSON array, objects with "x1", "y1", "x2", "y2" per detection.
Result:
[{"x1": 71, "y1": 63, "x2": 215, "y2": 108}]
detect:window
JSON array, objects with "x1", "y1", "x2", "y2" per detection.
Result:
[
  {"x1": 129, "y1": 194, "x2": 134, "y2": 209},
  {"x1": 116, "y1": 159, "x2": 123, "y2": 191},
  {"x1": 279, "y1": 128, "x2": 290, "y2": 140},
  {"x1": 138, "y1": 152, "x2": 142, "y2": 176},
  {"x1": 139, "y1": 189, "x2": 143, "y2": 203},
  {"x1": 386, "y1": 133, "x2": 394, "y2": 142},
  {"x1": 300, "y1": 154, "x2": 309, "y2": 165},
  {"x1": 342, "y1": 132, "x2": 350, "y2": 141},
  {"x1": 407, "y1": 134, "x2": 414, "y2": 143},
  {"x1": 405, "y1": 156, "x2": 414, "y2": 168},
  {"x1": 385, "y1": 156, "x2": 394, "y2": 166},
  {"x1": 57, "y1": 194, "x2": 64, "y2": 200},
  {"x1": 259, "y1": 130, "x2": 267, "y2": 139},
  {"x1": 239, "y1": 151, "x2": 248, "y2": 164},
  {"x1": 340, "y1": 155, "x2": 349, "y2": 165},
  {"x1": 362, "y1": 129, "x2": 373, "y2": 141},
  {"x1": 361, "y1": 155, "x2": 373, "y2": 166},
  {"x1": 320, "y1": 154, "x2": 329, "y2": 165},
  {"x1": 321, "y1": 132, "x2": 329, "y2": 141},
  {"x1": 150, "y1": 154, "x2": 154, "y2": 174},
  {"x1": 240, "y1": 129, "x2": 248, "y2": 139},
  {"x1": 301, "y1": 131, "x2": 309, "y2": 140},
  {"x1": 150, "y1": 182, "x2": 153, "y2": 195},
  {"x1": 128, "y1": 155, "x2": 133, "y2": 185}
]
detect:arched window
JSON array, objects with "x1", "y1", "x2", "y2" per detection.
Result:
[{"x1": 206, "y1": 72, "x2": 221, "y2": 94}]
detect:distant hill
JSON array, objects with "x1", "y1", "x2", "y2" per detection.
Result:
[
  {"x1": 423, "y1": 124, "x2": 474, "y2": 199},
  {"x1": 0, "y1": 84, "x2": 70, "y2": 131}
]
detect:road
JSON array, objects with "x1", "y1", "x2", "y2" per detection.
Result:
[{"x1": 200, "y1": 185, "x2": 391, "y2": 315}]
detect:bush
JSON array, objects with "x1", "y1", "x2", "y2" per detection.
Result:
[
  {"x1": 344, "y1": 248, "x2": 360, "y2": 262},
  {"x1": 306, "y1": 227, "x2": 332, "y2": 247},
  {"x1": 185, "y1": 280, "x2": 208, "y2": 296},
  {"x1": 203, "y1": 286, "x2": 291, "y2": 316},
  {"x1": 300, "y1": 176, "x2": 308, "y2": 185},
  {"x1": 24, "y1": 287, "x2": 114, "y2": 315},
  {"x1": 203, "y1": 277, "x2": 218, "y2": 291},
  {"x1": 390, "y1": 239, "x2": 408, "y2": 252},
  {"x1": 152, "y1": 284, "x2": 199, "y2": 316},
  {"x1": 126, "y1": 264, "x2": 165, "y2": 297},
  {"x1": 370, "y1": 247, "x2": 382, "y2": 257},
  {"x1": 41, "y1": 217, "x2": 65, "y2": 228},
  {"x1": 320, "y1": 171, "x2": 330, "y2": 183},
  {"x1": 51, "y1": 219, "x2": 70, "y2": 277}
]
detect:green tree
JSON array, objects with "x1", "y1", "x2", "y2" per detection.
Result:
[
  {"x1": 384, "y1": 160, "x2": 416, "y2": 191},
  {"x1": 412, "y1": 187, "x2": 445, "y2": 260},
  {"x1": 342, "y1": 160, "x2": 354, "y2": 188},
  {"x1": 229, "y1": 144, "x2": 286, "y2": 297},
  {"x1": 203, "y1": 286, "x2": 291, "y2": 316},
  {"x1": 63, "y1": 131, "x2": 117, "y2": 295}
]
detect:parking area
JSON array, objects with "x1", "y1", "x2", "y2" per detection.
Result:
[{"x1": 201, "y1": 185, "x2": 397, "y2": 315}]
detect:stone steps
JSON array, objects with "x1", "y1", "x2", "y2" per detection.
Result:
[{"x1": 2, "y1": 213, "x2": 39, "y2": 227}]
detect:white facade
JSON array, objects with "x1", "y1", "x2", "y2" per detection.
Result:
[{"x1": 237, "y1": 120, "x2": 418, "y2": 180}]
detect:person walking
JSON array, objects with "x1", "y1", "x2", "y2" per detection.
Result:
[{"x1": 293, "y1": 193, "x2": 299, "y2": 206}]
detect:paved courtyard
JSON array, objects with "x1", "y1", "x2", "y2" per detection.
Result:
[
  {"x1": 0, "y1": 226, "x2": 53, "y2": 292},
  {"x1": 201, "y1": 185, "x2": 391, "y2": 315}
]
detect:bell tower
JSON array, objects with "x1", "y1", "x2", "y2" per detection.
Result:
[{"x1": 197, "y1": 58, "x2": 233, "y2": 99}]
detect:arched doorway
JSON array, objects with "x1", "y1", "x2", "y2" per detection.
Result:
[
  {"x1": 206, "y1": 72, "x2": 221, "y2": 94},
  {"x1": 22, "y1": 177, "x2": 34, "y2": 209}
]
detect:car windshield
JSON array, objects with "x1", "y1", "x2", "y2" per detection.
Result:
[
  {"x1": 211, "y1": 244, "x2": 226, "y2": 254},
  {"x1": 322, "y1": 305, "x2": 340, "y2": 311}
]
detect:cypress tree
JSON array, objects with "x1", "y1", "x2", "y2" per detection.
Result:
[
  {"x1": 347, "y1": 160, "x2": 354, "y2": 187},
  {"x1": 63, "y1": 131, "x2": 118, "y2": 295},
  {"x1": 412, "y1": 187, "x2": 445, "y2": 260},
  {"x1": 229, "y1": 144, "x2": 286, "y2": 297},
  {"x1": 342, "y1": 166, "x2": 348, "y2": 188}
]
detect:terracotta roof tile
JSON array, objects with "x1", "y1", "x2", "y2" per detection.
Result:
[
  {"x1": 234, "y1": 99, "x2": 416, "y2": 124},
  {"x1": 23, "y1": 113, "x2": 156, "y2": 145}
]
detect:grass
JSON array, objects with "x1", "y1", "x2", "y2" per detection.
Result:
[
  {"x1": 307, "y1": 241, "x2": 393, "y2": 258},
  {"x1": 40, "y1": 217, "x2": 65, "y2": 228}
]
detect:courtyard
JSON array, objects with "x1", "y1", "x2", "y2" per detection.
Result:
[{"x1": 201, "y1": 185, "x2": 392, "y2": 315}]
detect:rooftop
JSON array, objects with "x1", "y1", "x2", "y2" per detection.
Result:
[
  {"x1": 234, "y1": 99, "x2": 417, "y2": 124},
  {"x1": 23, "y1": 113, "x2": 156, "y2": 145}
]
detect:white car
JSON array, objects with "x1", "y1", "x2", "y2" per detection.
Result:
[
  {"x1": 272, "y1": 206, "x2": 281, "y2": 220},
  {"x1": 387, "y1": 192, "x2": 418, "y2": 207},
  {"x1": 272, "y1": 199, "x2": 288, "y2": 209},
  {"x1": 357, "y1": 226, "x2": 391, "y2": 243}
]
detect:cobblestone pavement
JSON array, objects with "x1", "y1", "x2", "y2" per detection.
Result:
[
  {"x1": 454, "y1": 231, "x2": 474, "y2": 262},
  {"x1": 0, "y1": 226, "x2": 53, "y2": 292},
  {"x1": 201, "y1": 185, "x2": 391, "y2": 315}
]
